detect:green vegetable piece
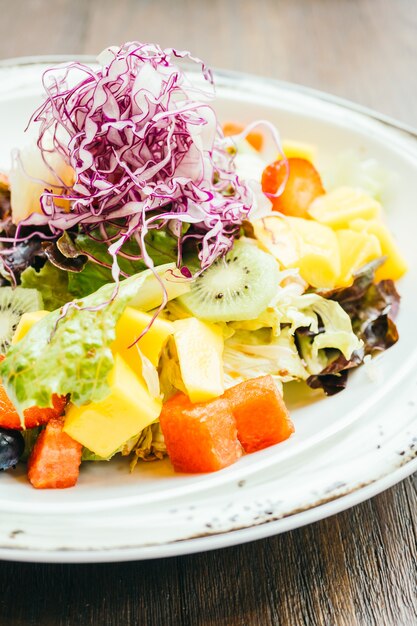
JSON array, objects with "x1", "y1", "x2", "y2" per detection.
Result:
[
  {"x1": 21, "y1": 262, "x2": 72, "y2": 310},
  {"x1": 68, "y1": 228, "x2": 180, "y2": 298},
  {"x1": 0, "y1": 264, "x2": 177, "y2": 414}
]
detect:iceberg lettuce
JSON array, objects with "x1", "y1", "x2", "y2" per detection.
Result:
[
  {"x1": 225, "y1": 287, "x2": 362, "y2": 385},
  {"x1": 223, "y1": 327, "x2": 307, "y2": 391}
]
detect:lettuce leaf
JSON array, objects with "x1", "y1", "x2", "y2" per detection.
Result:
[
  {"x1": 306, "y1": 261, "x2": 400, "y2": 394},
  {"x1": 286, "y1": 293, "x2": 362, "y2": 366},
  {"x1": 306, "y1": 351, "x2": 363, "y2": 396},
  {"x1": 158, "y1": 337, "x2": 188, "y2": 400},
  {"x1": 223, "y1": 327, "x2": 306, "y2": 390},
  {"x1": 0, "y1": 264, "x2": 176, "y2": 413},
  {"x1": 82, "y1": 421, "x2": 167, "y2": 467},
  {"x1": 129, "y1": 422, "x2": 167, "y2": 470},
  {"x1": 328, "y1": 263, "x2": 400, "y2": 355},
  {"x1": 19, "y1": 226, "x2": 184, "y2": 308},
  {"x1": 0, "y1": 239, "x2": 45, "y2": 283},
  {"x1": 21, "y1": 262, "x2": 73, "y2": 310},
  {"x1": 68, "y1": 228, "x2": 180, "y2": 298},
  {"x1": 227, "y1": 287, "x2": 362, "y2": 387}
]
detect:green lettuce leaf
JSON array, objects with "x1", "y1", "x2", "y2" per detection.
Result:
[
  {"x1": 20, "y1": 226, "x2": 185, "y2": 307},
  {"x1": 21, "y1": 262, "x2": 73, "y2": 311},
  {"x1": 129, "y1": 422, "x2": 167, "y2": 470},
  {"x1": 81, "y1": 448, "x2": 113, "y2": 462},
  {"x1": 0, "y1": 264, "x2": 177, "y2": 413},
  {"x1": 67, "y1": 259, "x2": 117, "y2": 299},
  {"x1": 68, "y1": 228, "x2": 180, "y2": 298},
  {"x1": 305, "y1": 262, "x2": 401, "y2": 395},
  {"x1": 223, "y1": 327, "x2": 307, "y2": 390},
  {"x1": 229, "y1": 287, "x2": 362, "y2": 382},
  {"x1": 287, "y1": 293, "x2": 362, "y2": 366}
]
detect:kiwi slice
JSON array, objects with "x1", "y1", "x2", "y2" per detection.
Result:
[
  {"x1": 0, "y1": 287, "x2": 43, "y2": 354},
  {"x1": 179, "y1": 239, "x2": 279, "y2": 322}
]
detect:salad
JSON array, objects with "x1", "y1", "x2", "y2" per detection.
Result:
[{"x1": 0, "y1": 42, "x2": 406, "y2": 488}]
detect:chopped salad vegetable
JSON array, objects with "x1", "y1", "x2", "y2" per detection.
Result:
[{"x1": 0, "y1": 41, "x2": 407, "y2": 488}]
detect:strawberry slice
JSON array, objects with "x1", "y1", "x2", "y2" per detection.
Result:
[
  {"x1": 27, "y1": 417, "x2": 82, "y2": 489},
  {"x1": 262, "y1": 157, "x2": 325, "y2": 218}
]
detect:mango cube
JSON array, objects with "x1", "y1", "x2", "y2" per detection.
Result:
[
  {"x1": 64, "y1": 354, "x2": 162, "y2": 458},
  {"x1": 349, "y1": 219, "x2": 408, "y2": 282},
  {"x1": 113, "y1": 307, "x2": 174, "y2": 372},
  {"x1": 308, "y1": 187, "x2": 381, "y2": 228},
  {"x1": 12, "y1": 310, "x2": 49, "y2": 344},
  {"x1": 336, "y1": 229, "x2": 382, "y2": 287},
  {"x1": 173, "y1": 318, "x2": 224, "y2": 403},
  {"x1": 253, "y1": 216, "x2": 300, "y2": 268},
  {"x1": 254, "y1": 215, "x2": 341, "y2": 289}
]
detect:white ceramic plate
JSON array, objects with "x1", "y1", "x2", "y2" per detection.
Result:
[{"x1": 0, "y1": 59, "x2": 416, "y2": 562}]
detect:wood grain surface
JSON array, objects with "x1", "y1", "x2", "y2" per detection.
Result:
[{"x1": 0, "y1": 1, "x2": 417, "y2": 624}]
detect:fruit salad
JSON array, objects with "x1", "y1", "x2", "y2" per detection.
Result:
[{"x1": 0, "y1": 42, "x2": 406, "y2": 488}]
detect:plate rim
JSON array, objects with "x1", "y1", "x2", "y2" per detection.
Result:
[{"x1": 0, "y1": 455, "x2": 416, "y2": 563}]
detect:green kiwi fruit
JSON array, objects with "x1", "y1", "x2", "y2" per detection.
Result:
[
  {"x1": 179, "y1": 239, "x2": 279, "y2": 322},
  {"x1": 0, "y1": 287, "x2": 43, "y2": 354}
]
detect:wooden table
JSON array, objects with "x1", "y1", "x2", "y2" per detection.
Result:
[{"x1": 1, "y1": 1, "x2": 416, "y2": 624}]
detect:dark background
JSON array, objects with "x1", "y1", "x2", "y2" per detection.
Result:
[{"x1": 0, "y1": 1, "x2": 417, "y2": 624}]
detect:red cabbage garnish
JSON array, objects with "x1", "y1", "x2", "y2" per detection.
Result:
[{"x1": 17, "y1": 41, "x2": 263, "y2": 283}]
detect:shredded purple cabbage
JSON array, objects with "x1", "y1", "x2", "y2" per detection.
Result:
[{"x1": 17, "y1": 41, "x2": 258, "y2": 281}]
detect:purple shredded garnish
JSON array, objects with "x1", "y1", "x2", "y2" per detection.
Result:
[{"x1": 11, "y1": 41, "x2": 261, "y2": 285}]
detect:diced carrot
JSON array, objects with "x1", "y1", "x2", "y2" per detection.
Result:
[
  {"x1": 222, "y1": 121, "x2": 264, "y2": 151},
  {"x1": 27, "y1": 417, "x2": 82, "y2": 489},
  {"x1": 223, "y1": 375, "x2": 294, "y2": 453},
  {"x1": 262, "y1": 157, "x2": 325, "y2": 218},
  {"x1": 0, "y1": 355, "x2": 67, "y2": 429},
  {"x1": 159, "y1": 393, "x2": 242, "y2": 473}
]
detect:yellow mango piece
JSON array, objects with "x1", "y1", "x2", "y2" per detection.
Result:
[
  {"x1": 12, "y1": 310, "x2": 49, "y2": 344},
  {"x1": 287, "y1": 217, "x2": 341, "y2": 288},
  {"x1": 253, "y1": 216, "x2": 289, "y2": 259},
  {"x1": 173, "y1": 317, "x2": 224, "y2": 403},
  {"x1": 64, "y1": 354, "x2": 161, "y2": 458},
  {"x1": 349, "y1": 218, "x2": 407, "y2": 281},
  {"x1": 281, "y1": 139, "x2": 317, "y2": 163},
  {"x1": 336, "y1": 229, "x2": 382, "y2": 287},
  {"x1": 253, "y1": 216, "x2": 300, "y2": 267},
  {"x1": 112, "y1": 307, "x2": 174, "y2": 372},
  {"x1": 253, "y1": 215, "x2": 341, "y2": 289},
  {"x1": 308, "y1": 187, "x2": 381, "y2": 228}
]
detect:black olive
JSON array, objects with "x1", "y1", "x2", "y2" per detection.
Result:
[{"x1": 0, "y1": 428, "x2": 25, "y2": 471}]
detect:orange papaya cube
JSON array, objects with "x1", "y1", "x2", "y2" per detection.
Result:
[
  {"x1": 223, "y1": 375, "x2": 294, "y2": 453},
  {"x1": 27, "y1": 417, "x2": 82, "y2": 489},
  {"x1": 159, "y1": 393, "x2": 242, "y2": 473}
]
